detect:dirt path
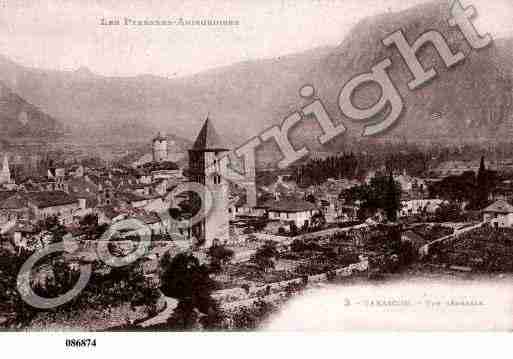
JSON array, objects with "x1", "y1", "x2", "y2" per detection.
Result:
[
  {"x1": 138, "y1": 296, "x2": 178, "y2": 328},
  {"x1": 419, "y1": 222, "x2": 485, "y2": 257}
]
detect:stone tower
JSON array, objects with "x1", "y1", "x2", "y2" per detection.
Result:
[
  {"x1": 188, "y1": 118, "x2": 230, "y2": 247},
  {"x1": 0, "y1": 154, "x2": 11, "y2": 184},
  {"x1": 152, "y1": 132, "x2": 168, "y2": 162}
]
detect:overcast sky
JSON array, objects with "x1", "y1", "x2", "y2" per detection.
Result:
[{"x1": 0, "y1": 0, "x2": 511, "y2": 78}]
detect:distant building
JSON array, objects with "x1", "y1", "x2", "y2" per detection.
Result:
[
  {"x1": 97, "y1": 206, "x2": 125, "y2": 225},
  {"x1": 0, "y1": 191, "x2": 29, "y2": 225},
  {"x1": 152, "y1": 132, "x2": 168, "y2": 163},
  {"x1": 399, "y1": 199, "x2": 446, "y2": 217},
  {"x1": 429, "y1": 160, "x2": 500, "y2": 178},
  {"x1": 68, "y1": 165, "x2": 84, "y2": 178},
  {"x1": 26, "y1": 191, "x2": 85, "y2": 225},
  {"x1": 116, "y1": 191, "x2": 151, "y2": 208},
  {"x1": 10, "y1": 222, "x2": 38, "y2": 253},
  {"x1": 138, "y1": 161, "x2": 182, "y2": 182},
  {"x1": 26, "y1": 167, "x2": 68, "y2": 192},
  {"x1": 0, "y1": 155, "x2": 12, "y2": 185},
  {"x1": 394, "y1": 171, "x2": 426, "y2": 198}
]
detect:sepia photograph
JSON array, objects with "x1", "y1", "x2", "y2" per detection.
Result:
[{"x1": 0, "y1": 0, "x2": 513, "y2": 352}]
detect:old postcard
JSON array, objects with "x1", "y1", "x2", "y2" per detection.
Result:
[{"x1": 1, "y1": 0, "x2": 513, "y2": 338}]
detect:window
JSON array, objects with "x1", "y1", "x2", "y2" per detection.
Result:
[{"x1": 212, "y1": 174, "x2": 221, "y2": 185}]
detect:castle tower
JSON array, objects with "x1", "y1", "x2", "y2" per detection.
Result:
[
  {"x1": 188, "y1": 118, "x2": 230, "y2": 247},
  {"x1": 0, "y1": 154, "x2": 11, "y2": 184},
  {"x1": 152, "y1": 132, "x2": 168, "y2": 162}
]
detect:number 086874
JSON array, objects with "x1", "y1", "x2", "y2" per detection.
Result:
[{"x1": 65, "y1": 338, "x2": 96, "y2": 347}]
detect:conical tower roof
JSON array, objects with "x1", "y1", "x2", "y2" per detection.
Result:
[{"x1": 191, "y1": 117, "x2": 229, "y2": 151}]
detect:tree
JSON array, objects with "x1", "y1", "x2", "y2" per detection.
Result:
[
  {"x1": 177, "y1": 192, "x2": 202, "y2": 217},
  {"x1": 472, "y1": 156, "x2": 496, "y2": 209},
  {"x1": 291, "y1": 239, "x2": 306, "y2": 252},
  {"x1": 292, "y1": 153, "x2": 359, "y2": 187},
  {"x1": 35, "y1": 216, "x2": 67, "y2": 243},
  {"x1": 429, "y1": 171, "x2": 477, "y2": 204},
  {"x1": 251, "y1": 241, "x2": 278, "y2": 271},
  {"x1": 289, "y1": 221, "x2": 298, "y2": 236},
  {"x1": 0, "y1": 249, "x2": 39, "y2": 326},
  {"x1": 167, "y1": 298, "x2": 201, "y2": 330},
  {"x1": 310, "y1": 211, "x2": 326, "y2": 229},
  {"x1": 252, "y1": 219, "x2": 267, "y2": 232},
  {"x1": 79, "y1": 213, "x2": 108, "y2": 240},
  {"x1": 305, "y1": 194, "x2": 316, "y2": 204},
  {"x1": 229, "y1": 299, "x2": 278, "y2": 330},
  {"x1": 207, "y1": 243, "x2": 234, "y2": 272},
  {"x1": 80, "y1": 213, "x2": 98, "y2": 227},
  {"x1": 434, "y1": 202, "x2": 463, "y2": 222},
  {"x1": 160, "y1": 252, "x2": 220, "y2": 329},
  {"x1": 353, "y1": 174, "x2": 402, "y2": 222},
  {"x1": 383, "y1": 172, "x2": 401, "y2": 222}
]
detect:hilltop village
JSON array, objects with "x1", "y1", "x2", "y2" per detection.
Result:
[{"x1": 1, "y1": 118, "x2": 513, "y2": 330}]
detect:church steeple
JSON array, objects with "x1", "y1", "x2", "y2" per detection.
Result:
[
  {"x1": 188, "y1": 117, "x2": 230, "y2": 247},
  {"x1": 191, "y1": 117, "x2": 229, "y2": 152}
]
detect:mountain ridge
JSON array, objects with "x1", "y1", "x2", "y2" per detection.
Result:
[{"x1": 0, "y1": 0, "x2": 510, "y2": 162}]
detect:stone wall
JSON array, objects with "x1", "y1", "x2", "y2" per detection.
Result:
[{"x1": 213, "y1": 258, "x2": 369, "y2": 305}]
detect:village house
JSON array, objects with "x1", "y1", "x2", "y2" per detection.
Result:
[
  {"x1": 399, "y1": 199, "x2": 446, "y2": 218},
  {"x1": 126, "y1": 183, "x2": 154, "y2": 197},
  {"x1": 67, "y1": 164, "x2": 84, "y2": 178},
  {"x1": 9, "y1": 222, "x2": 38, "y2": 254},
  {"x1": 228, "y1": 195, "x2": 251, "y2": 219},
  {"x1": 26, "y1": 191, "x2": 86, "y2": 225},
  {"x1": 148, "y1": 163, "x2": 183, "y2": 182},
  {"x1": 68, "y1": 177, "x2": 99, "y2": 200},
  {"x1": 482, "y1": 200, "x2": 513, "y2": 228},
  {"x1": 319, "y1": 198, "x2": 337, "y2": 221},
  {"x1": 394, "y1": 172, "x2": 427, "y2": 199},
  {"x1": 263, "y1": 198, "x2": 318, "y2": 228},
  {"x1": 25, "y1": 175, "x2": 69, "y2": 193},
  {"x1": 263, "y1": 175, "x2": 299, "y2": 199},
  {"x1": 0, "y1": 191, "x2": 30, "y2": 225},
  {"x1": 122, "y1": 179, "x2": 168, "y2": 199},
  {"x1": 116, "y1": 191, "x2": 152, "y2": 208},
  {"x1": 338, "y1": 205, "x2": 359, "y2": 222},
  {"x1": 430, "y1": 160, "x2": 477, "y2": 177},
  {"x1": 97, "y1": 206, "x2": 126, "y2": 225},
  {"x1": 228, "y1": 189, "x2": 268, "y2": 219},
  {"x1": 96, "y1": 183, "x2": 116, "y2": 206},
  {"x1": 491, "y1": 180, "x2": 513, "y2": 203},
  {"x1": 115, "y1": 216, "x2": 153, "y2": 241},
  {"x1": 305, "y1": 181, "x2": 348, "y2": 222},
  {"x1": 134, "y1": 212, "x2": 168, "y2": 236}
]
